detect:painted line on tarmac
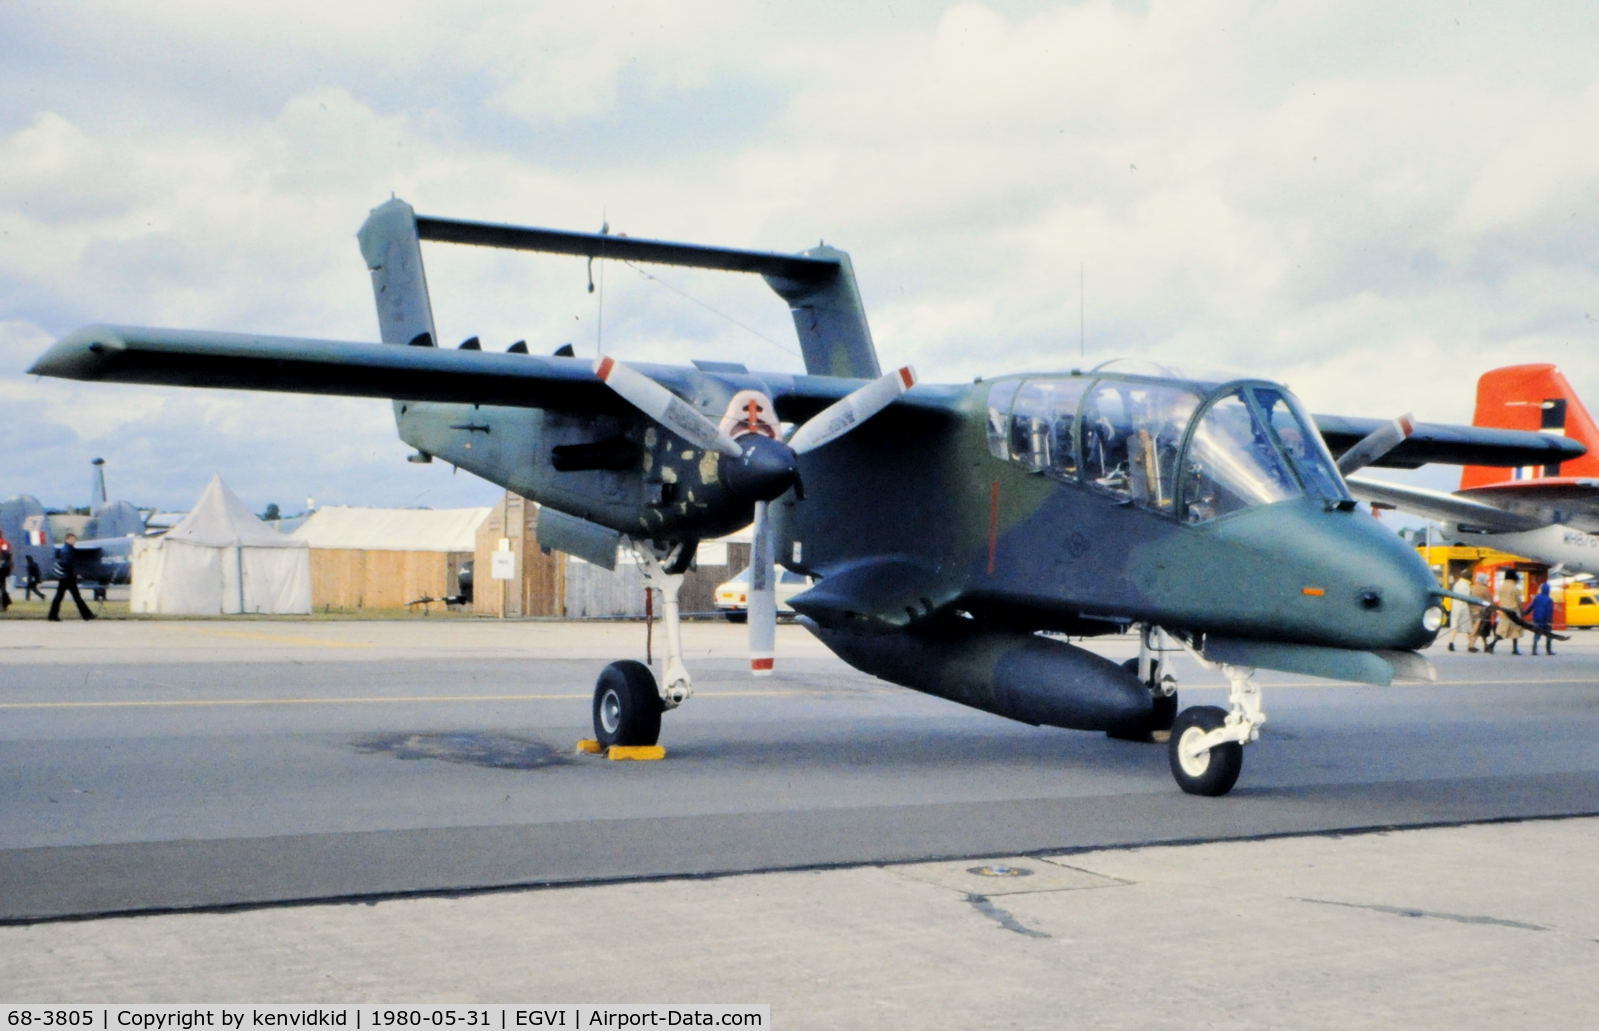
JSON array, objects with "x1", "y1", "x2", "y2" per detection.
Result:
[
  {"x1": 154, "y1": 625, "x2": 377, "y2": 649},
  {"x1": 0, "y1": 688, "x2": 841, "y2": 711}
]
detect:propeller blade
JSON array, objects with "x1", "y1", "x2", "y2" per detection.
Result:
[
  {"x1": 594, "y1": 355, "x2": 744, "y2": 457},
  {"x1": 1336, "y1": 413, "x2": 1416, "y2": 475},
  {"x1": 787, "y1": 366, "x2": 917, "y2": 455},
  {"x1": 747, "y1": 500, "x2": 777, "y2": 677}
]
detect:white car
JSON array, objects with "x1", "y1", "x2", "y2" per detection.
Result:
[{"x1": 713, "y1": 567, "x2": 811, "y2": 622}]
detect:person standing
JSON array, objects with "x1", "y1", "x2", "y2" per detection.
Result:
[
  {"x1": 1525, "y1": 582, "x2": 1556, "y2": 655},
  {"x1": 0, "y1": 529, "x2": 12, "y2": 612},
  {"x1": 1444, "y1": 571, "x2": 1474, "y2": 651},
  {"x1": 47, "y1": 533, "x2": 96, "y2": 622},
  {"x1": 1468, "y1": 573, "x2": 1494, "y2": 652},
  {"x1": 1492, "y1": 570, "x2": 1525, "y2": 655}
]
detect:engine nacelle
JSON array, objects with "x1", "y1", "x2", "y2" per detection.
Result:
[{"x1": 805, "y1": 620, "x2": 1154, "y2": 733}]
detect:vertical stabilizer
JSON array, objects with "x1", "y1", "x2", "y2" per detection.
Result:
[
  {"x1": 763, "y1": 245, "x2": 881, "y2": 379},
  {"x1": 357, "y1": 198, "x2": 439, "y2": 348},
  {"x1": 1462, "y1": 364, "x2": 1599, "y2": 489}
]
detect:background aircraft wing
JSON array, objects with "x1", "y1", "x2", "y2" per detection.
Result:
[
  {"x1": 1345, "y1": 475, "x2": 1545, "y2": 531},
  {"x1": 1314, "y1": 413, "x2": 1585, "y2": 470},
  {"x1": 1457, "y1": 478, "x2": 1599, "y2": 533},
  {"x1": 30, "y1": 324, "x2": 961, "y2": 424}
]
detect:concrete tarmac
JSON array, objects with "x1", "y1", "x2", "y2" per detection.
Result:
[
  {"x1": 3, "y1": 617, "x2": 1598, "y2": 1024},
  {"x1": 3, "y1": 818, "x2": 1596, "y2": 1028}
]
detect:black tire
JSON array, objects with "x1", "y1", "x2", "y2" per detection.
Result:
[
  {"x1": 1106, "y1": 658, "x2": 1178, "y2": 742},
  {"x1": 724, "y1": 611, "x2": 748, "y2": 624},
  {"x1": 592, "y1": 660, "x2": 663, "y2": 748},
  {"x1": 1167, "y1": 705, "x2": 1243, "y2": 796},
  {"x1": 1150, "y1": 689, "x2": 1178, "y2": 733}
]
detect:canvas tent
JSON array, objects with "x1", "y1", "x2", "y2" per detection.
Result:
[{"x1": 130, "y1": 475, "x2": 311, "y2": 614}]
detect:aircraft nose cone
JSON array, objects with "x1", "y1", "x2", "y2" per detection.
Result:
[
  {"x1": 723, "y1": 433, "x2": 799, "y2": 503},
  {"x1": 1317, "y1": 522, "x2": 1440, "y2": 651}
]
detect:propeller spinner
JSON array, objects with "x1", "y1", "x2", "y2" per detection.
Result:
[{"x1": 593, "y1": 356, "x2": 916, "y2": 674}]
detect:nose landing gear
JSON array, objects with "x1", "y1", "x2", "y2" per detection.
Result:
[{"x1": 1168, "y1": 663, "x2": 1263, "y2": 796}]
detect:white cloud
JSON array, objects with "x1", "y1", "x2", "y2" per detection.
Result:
[{"x1": 4, "y1": 0, "x2": 1599, "y2": 515}]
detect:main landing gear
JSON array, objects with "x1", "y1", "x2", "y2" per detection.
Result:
[
  {"x1": 590, "y1": 540, "x2": 692, "y2": 750},
  {"x1": 1110, "y1": 625, "x2": 1181, "y2": 742}
]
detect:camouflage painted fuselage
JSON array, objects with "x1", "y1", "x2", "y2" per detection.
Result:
[{"x1": 773, "y1": 375, "x2": 1438, "y2": 655}]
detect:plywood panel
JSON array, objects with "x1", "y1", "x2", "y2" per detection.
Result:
[{"x1": 308, "y1": 549, "x2": 458, "y2": 610}]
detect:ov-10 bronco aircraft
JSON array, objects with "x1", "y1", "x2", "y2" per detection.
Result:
[{"x1": 29, "y1": 199, "x2": 1580, "y2": 794}]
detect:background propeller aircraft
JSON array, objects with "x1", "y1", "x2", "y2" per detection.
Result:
[
  {"x1": 2, "y1": 458, "x2": 143, "y2": 593},
  {"x1": 1351, "y1": 364, "x2": 1599, "y2": 575},
  {"x1": 29, "y1": 199, "x2": 1580, "y2": 794}
]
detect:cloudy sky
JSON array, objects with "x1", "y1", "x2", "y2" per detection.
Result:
[{"x1": 3, "y1": 0, "x2": 1597, "y2": 517}]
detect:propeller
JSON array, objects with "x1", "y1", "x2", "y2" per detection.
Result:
[
  {"x1": 1336, "y1": 413, "x2": 1415, "y2": 476},
  {"x1": 593, "y1": 356, "x2": 744, "y2": 457},
  {"x1": 593, "y1": 356, "x2": 916, "y2": 674},
  {"x1": 748, "y1": 500, "x2": 777, "y2": 676}
]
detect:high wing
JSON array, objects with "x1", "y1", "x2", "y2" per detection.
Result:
[
  {"x1": 1348, "y1": 473, "x2": 1599, "y2": 536},
  {"x1": 1313, "y1": 413, "x2": 1585, "y2": 470},
  {"x1": 1346, "y1": 474, "x2": 1545, "y2": 532},
  {"x1": 34, "y1": 326, "x2": 1577, "y2": 475},
  {"x1": 27, "y1": 323, "x2": 961, "y2": 425},
  {"x1": 1457, "y1": 477, "x2": 1599, "y2": 534}
]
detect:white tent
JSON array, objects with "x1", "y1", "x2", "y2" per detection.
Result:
[
  {"x1": 130, "y1": 475, "x2": 312, "y2": 615},
  {"x1": 291, "y1": 506, "x2": 489, "y2": 551}
]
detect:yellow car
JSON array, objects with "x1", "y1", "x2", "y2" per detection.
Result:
[
  {"x1": 713, "y1": 567, "x2": 811, "y2": 622},
  {"x1": 1558, "y1": 584, "x2": 1599, "y2": 629}
]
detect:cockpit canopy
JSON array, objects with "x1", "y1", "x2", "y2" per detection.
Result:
[{"x1": 985, "y1": 361, "x2": 1350, "y2": 522}]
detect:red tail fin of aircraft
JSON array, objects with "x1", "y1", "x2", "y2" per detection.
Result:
[{"x1": 1460, "y1": 364, "x2": 1599, "y2": 491}]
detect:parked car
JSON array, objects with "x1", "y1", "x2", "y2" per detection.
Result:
[{"x1": 713, "y1": 567, "x2": 811, "y2": 622}]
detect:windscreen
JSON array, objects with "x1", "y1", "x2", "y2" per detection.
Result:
[{"x1": 1181, "y1": 386, "x2": 1349, "y2": 522}]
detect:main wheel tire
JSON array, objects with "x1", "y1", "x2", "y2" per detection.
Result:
[
  {"x1": 593, "y1": 660, "x2": 663, "y2": 748},
  {"x1": 1167, "y1": 705, "x2": 1243, "y2": 796},
  {"x1": 1106, "y1": 659, "x2": 1178, "y2": 742},
  {"x1": 1150, "y1": 689, "x2": 1178, "y2": 733}
]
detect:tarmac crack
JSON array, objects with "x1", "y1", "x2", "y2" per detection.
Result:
[
  {"x1": 1295, "y1": 897, "x2": 1549, "y2": 932},
  {"x1": 965, "y1": 894, "x2": 1051, "y2": 939}
]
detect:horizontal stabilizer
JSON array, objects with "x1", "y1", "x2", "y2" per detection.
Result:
[
  {"x1": 418, "y1": 215, "x2": 841, "y2": 283},
  {"x1": 417, "y1": 210, "x2": 881, "y2": 380}
]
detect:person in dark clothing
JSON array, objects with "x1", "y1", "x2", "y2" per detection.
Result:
[
  {"x1": 23, "y1": 554, "x2": 46, "y2": 601},
  {"x1": 0, "y1": 528, "x2": 12, "y2": 611},
  {"x1": 1525, "y1": 582, "x2": 1556, "y2": 655},
  {"x1": 47, "y1": 533, "x2": 96, "y2": 621}
]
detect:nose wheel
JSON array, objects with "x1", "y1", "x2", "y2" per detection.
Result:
[
  {"x1": 1167, "y1": 663, "x2": 1264, "y2": 796},
  {"x1": 1168, "y1": 705, "x2": 1243, "y2": 795}
]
